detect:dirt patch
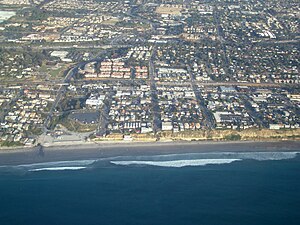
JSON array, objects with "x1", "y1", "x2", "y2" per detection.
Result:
[{"x1": 156, "y1": 6, "x2": 182, "y2": 15}]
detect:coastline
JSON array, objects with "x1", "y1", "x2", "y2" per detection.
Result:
[{"x1": 0, "y1": 140, "x2": 299, "y2": 166}]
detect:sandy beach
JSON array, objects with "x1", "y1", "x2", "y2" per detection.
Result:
[{"x1": 0, "y1": 140, "x2": 299, "y2": 166}]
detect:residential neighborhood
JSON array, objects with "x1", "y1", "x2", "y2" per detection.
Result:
[{"x1": 0, "y1": 0, "x2": 299, "y2": 146}]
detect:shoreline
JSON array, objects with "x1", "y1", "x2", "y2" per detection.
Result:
[{"x1": 0, "y1": 140, "x2": 299, "y2": 166}]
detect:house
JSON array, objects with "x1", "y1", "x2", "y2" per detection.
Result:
[{"x1": 162, "y1": 121, "x2": 173, "y2": 131}]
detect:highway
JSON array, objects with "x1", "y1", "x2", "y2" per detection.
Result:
[
  {"x1": 1, "y1": 75, "x2": 297, "y2": 89},
  {"x1": 157, "y1": 81, "x2": 290, "y2": 87},
  {"x1": 0, "y1": 44, "x2": 132, "y2": 50}
]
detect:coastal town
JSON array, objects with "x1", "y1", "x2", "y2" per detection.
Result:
[{"x1": 0, "y1": 0, "x2": 299, "y2": 147}]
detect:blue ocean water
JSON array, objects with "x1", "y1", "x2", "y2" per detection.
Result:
[{"x1": 0, "y1": 152, "x2": 299, "y2": 225}]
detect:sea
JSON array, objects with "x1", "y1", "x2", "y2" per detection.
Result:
[{"x1": 0, "y1": 151, "x2": 299, "y2": 225}]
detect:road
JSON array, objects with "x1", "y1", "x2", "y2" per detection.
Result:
[
  {"x1": 187, "y1": 65, "x2": 216, "y2": 129},
  {"x1": 1, "y1": 75, "x2": 296, "y2": 89},
  {"x1": 213, "y1": 6, "x2": 233, "y2": 80},
  {"x1": 149, "y1": 45, "x2": 162, "y2": 134},
  {"x1": 125, "y1": 5, "x2": 158, "y2": 32},
  {"x1": 0, "y1": 44, "x2": 132, "y2": 50},
  {"x1": 42, "y1": 34, "x2": 125, "y2": 132},
  {"x1": 96, "y1": 91, "x2": 114, "y2": 137},
  {"x1": 43, "y1": 66, "x2": 78, "y2": 131},
  {"x1": 157, "y1": 81, "x2": 287, "y2": 87}
]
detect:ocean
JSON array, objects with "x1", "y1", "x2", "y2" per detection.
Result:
[{"x1": 0, "y1": 151, "x2": 299, "y2": 225}]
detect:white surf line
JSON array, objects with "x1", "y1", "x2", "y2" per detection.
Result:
[
  {"x1": 29, "y1": 166, "x2": 87, "y2": 172},
  {"x1": 110, "y1": 159, "x2": 241, "y2": 168}
]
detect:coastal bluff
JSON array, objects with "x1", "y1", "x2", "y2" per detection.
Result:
[
  {"x1": 92, "y1": 128, "x2": 300, "y2": 142},
  {"x1": 158, "y1": 128, "x2": 300, "y2": 141}
]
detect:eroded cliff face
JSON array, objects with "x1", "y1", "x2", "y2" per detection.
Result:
[
  {"x1": 236, "y1": 129, "x2": 300, "y2": 140},
  {"x1": 158, "y1": 128, "x2": 300, "y2": 141},
  {"x1": 92, "y1": 128, "x2": 300, "y2": 142}
]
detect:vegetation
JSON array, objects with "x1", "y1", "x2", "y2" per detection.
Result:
[
  {"x1": 0, "y1": 141, "x2": 24, "y2": 147},
  {"x1": 0, "y1": 49, "x2": 49, "y2": 70},
  {"x1": 56, "y1": 97, "x2": 86, "y2": 112},
  {"x1": 224, "y1": 134, "x2": 242, "y2": 141},
  {"x1": 60, "y1": 117, "x2": 97, "y2": 133}
]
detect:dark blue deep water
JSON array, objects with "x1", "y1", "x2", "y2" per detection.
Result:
[{"x1": 0, "y1": 153, "x2": 299, "y2": 225}]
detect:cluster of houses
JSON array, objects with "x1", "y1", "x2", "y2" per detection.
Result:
[
  {"x1": 126, "y1": 46, "x2": 152, "y2": 62},
  {"x1": 99, "y1": 60, "x2": 131, "y2": 79},
  {"x1": 41, "y1": 16, "x2": 75, "y2": 30},
  {"x1": 3, "y1": 0, "x2": 131, "y2": 44},
  {"x1": 108, "y1": 84, "x2": 153, "y2": 134},
  {"x1": 55, "y1": 23, "x2": 118, "y2": 43},
  {"x1": 0, "y1": 88, "x2": 54, "y2": 146},
  {"x1": 42, "y1": 0, "x2": 102, "y2": 12},
  {"x1": 220, "y1": 3, "x2": 287, "y2": 43},
  {"x1": 182, "y1": 25, "x2": 217, "y2": 41},
  {"x1": 82, "y1": 83, "x2": 110, "y2": 109},
  {"x1": 200, "y1": 86, "x2": 257, "y2": 129},
  {"x1": 135, "y1": 66, "x2": 148, "y2": 79},
  {"x1": 156, "y1": 68, "x2": 189, "y2": 81},
  {"x1": 192, "y1": 63, "x2": 211, "y2": 82},
  {"x1": 0, "y1": 0, "x2": 39, "y2": 5},
  {"x1": 42, "y1": 0, "x2": 131, "y2": 14},
  {"x1": 158, "y1": 85, "x2": 203, "y2": 132},
  {"x1": 82, "y1": 59, "x2": 149, "y2": 80},
  {"x1": 0, "y1": 53, "x2": 35, "y2": 79},
  {"x1": 200, "y1": 86, "x2": 300, "y2": 130},
  {"x1": 247, "y1": 89, "x2": 300, "y2": 129},
  {"x1": 228, "y1": 45, "x2": 299, "y2": 84}
]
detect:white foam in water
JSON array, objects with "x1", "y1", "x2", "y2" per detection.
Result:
[
  {"x1": 29, "y1": 166, "x2": 87, "y2": 172},
  {"x1": 0, "y1": 152, "x2": 298, "y2": 171},
  {"x1": 110, "y1": 152, "x2": 300, "y2": 168},
  {"x1": 235, "y1": 152, "x2": 299, "y2": 161},
  {"x1": 110, "y1": 159, "x2": 241, "y2": 168},
  {"x1": 15, "y1": 159, "x2": 95, "y2": 169},
  {"x1": 111, "y1": 152, "x2": 299, "y2": 162},
  {"x1": 5, "y1": 159, "x2": 97, "y2": 172},
  {"x1": 18, "y1": 159, "x2": 97, "y2": 168}
]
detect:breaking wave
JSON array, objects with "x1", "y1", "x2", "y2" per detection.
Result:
[
  {"x1": 18, "y1": 159, "x2": 97, "y2": 168},
  {"x1": 0, "y1": 152, "x2": 298, "y2": 172},
  {"x1": 0, "y1": 159, "x2": 96, "y2": 173},
  {"x1": 111, "y1": 159, "x2": 241, "y2": 167},
  {"x1": 29, "y1": 167, "x2": 87, "y2": 172},
  {"x1": 110, "y1": 151, "x2": 299, "y2": 162},
  {"x1": 109, "y1": 152, "x2": 299, "y2": 168}
]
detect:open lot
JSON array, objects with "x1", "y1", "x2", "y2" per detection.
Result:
[{"x1": 156, "y1": 6, "x2": 182, "y2": 15}]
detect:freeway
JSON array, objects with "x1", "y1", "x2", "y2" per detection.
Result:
[
  {"x1": 157, "y1": 81, "x2": 292, "y2": 87},
  {"x1": 0, "y1": 44, "x2": 132, "y2": 50},
  {"x1": 1, "y1": 74, "x2": 298, "y2": 89},
  {"x1": 1, "y1": 77, "x2": 297, "y2": 90}
]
